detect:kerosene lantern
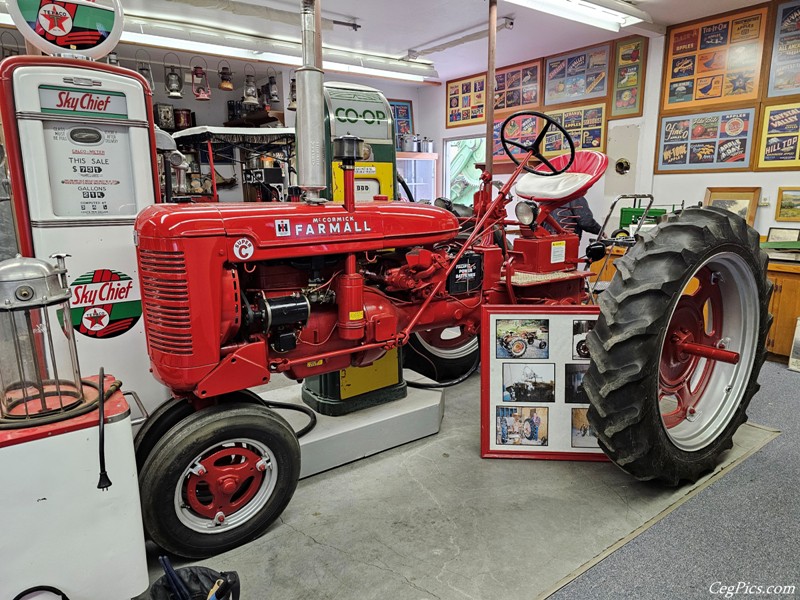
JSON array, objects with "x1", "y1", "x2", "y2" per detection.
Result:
[
  {"x1": 164, "y1": 52, "x2": 184, "y2": 99},
  {"x1": 266, "y1": 67, "x2": 280, "y2": 104},
  {"x1": 287, "y1": 76, "x2": 297, "y2": 111},
  {"x1": 135, "y1": 48, "x2": 155, "y2": 91},
  {"x1": 242, "y1": 63, "x2": 260, "y2": 107},
  {"x1": 218, "y1": 60, "x2": 234, "y2": 91},
  {"x1": 191, "y1": 56, "x2": 211, "y2": 101},
  {"x1": 0, "y1": 254, "x2": 83, "y2": 423}
]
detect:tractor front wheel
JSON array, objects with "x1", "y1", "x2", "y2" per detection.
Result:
[
  {"x1": 139, "y1": 402, "x2": 301, "y2": 558},
  {"x1": 584, "y1": 207, "x2": 772, "y2": 485}
]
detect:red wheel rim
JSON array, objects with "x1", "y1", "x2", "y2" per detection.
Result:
[
  {"x1": 659, "y1": 267, "x2": 725, "y2": 429},
  {"x1": 185, "y1": 446, "x2": 266, "y2": 520}
]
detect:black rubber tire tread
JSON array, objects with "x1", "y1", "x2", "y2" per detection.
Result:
[
  {"x1": 133, "y1": 391, "x2": 264, "y2": 470},
  {"x1": 134, "y1": 397, "x2": 195, "y2": 470},
  {"x1": 139, "y1": 402, "x2": 301, "y2": 558},
  {"x1": 610, "y1": 228, "x2": 630, "y2": 239},
  {"x1": 584, "y1": 206, "x2": 772, "y2": 485},
  {"x1": 576, "y1": 339, "x2": 589, "y2": 358},
  {"x1": 403, "y1": 333, "x2": 480, "y2": 382}
]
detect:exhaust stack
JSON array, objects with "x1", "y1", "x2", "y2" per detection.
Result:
[{"x1": 296, "y1": 0, "x2": 327, "y2": 202}]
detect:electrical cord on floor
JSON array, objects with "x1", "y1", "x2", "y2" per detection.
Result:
[
  {"x1": 406, "y1": 354, "x2": 480, "y2": 389},
  {"x1": 254, "y1": 397, "x2": 318, "y2": 438}
]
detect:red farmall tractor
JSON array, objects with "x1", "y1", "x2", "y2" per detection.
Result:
[{"x1": 133, "y1": 113, "x2": 771, "y2": 558}]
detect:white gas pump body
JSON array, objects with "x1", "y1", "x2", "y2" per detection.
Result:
[{"x1": 3, "y1": 59, "x2": 170, "y2": 418}]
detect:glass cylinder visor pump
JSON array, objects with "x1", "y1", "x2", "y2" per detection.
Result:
[{"x1": 0, "y1": 255, "x2": 85, "y2": 426}]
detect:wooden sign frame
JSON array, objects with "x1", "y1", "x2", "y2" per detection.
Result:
[{"x1": 446, "y1": 73, "x2": 487, "y2": 128}]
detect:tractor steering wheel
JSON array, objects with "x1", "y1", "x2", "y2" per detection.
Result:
[{"x1": 500, "y1": 111, "x2": 576, "y2": 176}]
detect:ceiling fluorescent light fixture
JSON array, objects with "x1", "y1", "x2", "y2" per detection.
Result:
[
  {"x1": 504, "y1": 0, "x2": 646, "y2": 32},
  {"x1": 121, "y1": 31, "x2": 303, "y2": 66},
  {"x1": 323, "y1": 61, "x2": 426, "y2": 82}
]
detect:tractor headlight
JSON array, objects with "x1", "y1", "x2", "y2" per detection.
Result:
[{"x1": 515, "y1": 201, "x2": 538, "y2": 226}]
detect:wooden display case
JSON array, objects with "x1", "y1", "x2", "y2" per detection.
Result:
[{"x1": 766, "y1": 263, "x2": 800, "y2": 358}]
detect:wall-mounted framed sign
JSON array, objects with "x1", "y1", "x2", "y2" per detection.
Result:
[
  {"x1": 491, "y1": 113, "x2": 540, "y2": 163},
  {"x1": 542, "y1": 103, "x2": 607, "y2": 157},
  {"x1": 768, "y1": 0, "x2": 800, "y2": 98},
  {"x1": 494, "y1": 59, "x2": 541, "y2": 114},
  {"x1": 610, "y1": 36, "x2": 648, "y2": 119},
  {"x1": 388, "y1": 99, "x2": 414, "y2": 149},
  {"x1": 446, "y1": 73, "x2": 487, "y2": 128},
  {"x1": 480, "y1": 305, "x2": 606, "y2": 461},
  {"x1": 661, "y1": 5, "x2": 768, "y2": 112},
  {"x1": 656, "y1": 108, "x2": 757, "y2": 173},
  {"x1": 756, "y1": 101, "x2": 800, "y2": 170},
  {"x1": 544, "y1": 43, "x2": 611, "y2": 106}
]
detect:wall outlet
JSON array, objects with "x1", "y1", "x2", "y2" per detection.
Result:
[{"x1": 759, "y1": 196, "x2": 770, "y2": 207}]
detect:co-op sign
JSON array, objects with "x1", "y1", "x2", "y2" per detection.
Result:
[{"x1": 328, "y1": 88, "x2": 392, "y2": 142}]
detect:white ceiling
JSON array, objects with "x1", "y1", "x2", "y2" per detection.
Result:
[{"x1": 120, "y1": 0, "x2": 762, "y2": 81}]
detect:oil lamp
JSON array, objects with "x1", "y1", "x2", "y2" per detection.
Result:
[
  {"x1": 218, "y1": 60, "x2": 234, "y2": 91},
  {"x1": 266, "y1": 67, "x2": 280, "y2": 104},
  {"x1": 287, "y1": 77, "x2": 297, "y2": 111},
  {"x1": 242, "y1": 63, "x2": 260, "y2": 107},
  {"x1": 164, "y1": 52, "x2": 184, "y2": 100},
  {"x1": 135, "y1": 49, "x2": 155, "y2": 91},
  {"x1": 191, "y1": 56, "x2": 211, "y2": 101}
]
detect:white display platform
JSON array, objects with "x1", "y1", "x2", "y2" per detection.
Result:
[{"x1": 256, "y1": 376, "x2": 445, "y2": 479}]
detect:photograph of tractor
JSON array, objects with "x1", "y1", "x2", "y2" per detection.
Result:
[{"x1": 132, "y1": 103, "x2": 771, "y2": 558}]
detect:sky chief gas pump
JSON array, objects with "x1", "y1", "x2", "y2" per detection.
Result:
[{"x1": 0, "y1": 0, "x2": 168, "y2": 418}]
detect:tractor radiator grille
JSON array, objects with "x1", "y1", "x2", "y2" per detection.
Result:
[{"x1": 139, "y1": 249, "x2": 193, "y2": 355}]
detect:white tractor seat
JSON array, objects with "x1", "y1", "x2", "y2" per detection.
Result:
[{"x1": 515, "y1": 171, "x2": 593, "y2": 201}]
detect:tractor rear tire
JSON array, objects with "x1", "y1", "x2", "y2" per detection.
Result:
[
  {"x1": 139, "y1": 402, "x2": 300, "y2": 558},
  {"x1": 584, "y1": 207, "x2": 772, "y2": 485}
]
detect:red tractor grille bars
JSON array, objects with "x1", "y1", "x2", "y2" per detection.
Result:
[{"x1": 138, "y1": 249, "x2": 193, "y2": 356}]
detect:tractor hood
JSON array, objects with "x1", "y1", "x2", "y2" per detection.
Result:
[{"x1": 135, "y1": 201, "x2": 460, "y2": 261}]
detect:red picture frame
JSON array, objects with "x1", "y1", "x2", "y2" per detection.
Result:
[{"x1": 480, "y1": 304, "x2": 607, "y2": 461}]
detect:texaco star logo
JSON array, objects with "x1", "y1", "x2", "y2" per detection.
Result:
[
  {"x1": 82, "y1": 307, "x2": 110, "y2": 332},
  {"x1": 38, "y1": 4, "x2": 73, "y2": 36}
]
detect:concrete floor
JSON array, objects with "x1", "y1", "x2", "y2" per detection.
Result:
[{"x1": 138, "y1": 369, "x2": 776, "y2": 600}]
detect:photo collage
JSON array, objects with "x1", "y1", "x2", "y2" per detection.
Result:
[
  {"x1": 545, "y1": 44, "x2": 610, "y2": 106},
  {"x1": 658, "y1": 108, "x2": 756, "y2": 171},
  {"x1": 662, "y1": 6, "x2": 768, "y2": 110},
  {"x1": 447, "y1": 74, "x2": 486, "y2": 128},
  {"x1": 486, "y1": 311, "x2": 603, "y2": 456}
]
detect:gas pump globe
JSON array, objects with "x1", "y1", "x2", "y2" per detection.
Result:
[{"x1": 0, "y1": 254, "x2": 85, "y2": 424}]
